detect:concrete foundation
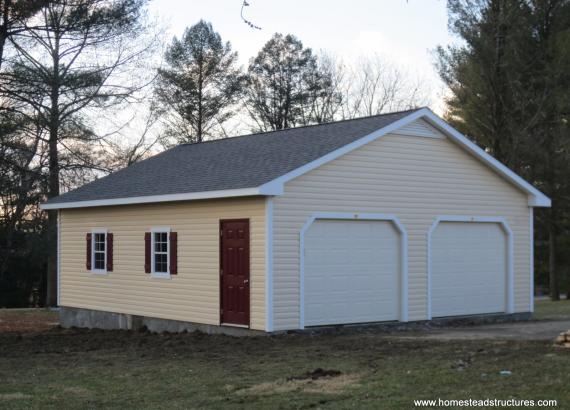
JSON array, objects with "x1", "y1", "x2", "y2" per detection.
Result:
[
  {"x1": 298, "y1": 312, "x2": 532, "y2": 335},
  {"x1": 60, "y1": 306, "x2": 531, "y2": 337},
  {"x1": 59, "y1": 306, "x2": 266, "y2": 337}
]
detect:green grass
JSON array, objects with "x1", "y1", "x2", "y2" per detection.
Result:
[
  {"x1": 533, "y1": 298, "x2": 570, "y2": 321},
  {"x1": 1, "y1": 306, "x2": 569, "y2": 409}
]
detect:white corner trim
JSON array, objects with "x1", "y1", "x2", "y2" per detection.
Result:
[
  {"x1": 40, "y1": 187, "x2": 274, "y2": 210},
  {"x1": 265, "y1": 197, "x2": 274, "y2": 332},
  {"x1": 57, "y1": 210, "x2": 61, "y2": 306},
  {"x1": 150, "y1": 227, "x2": 171, "y2": 279},
  {"x1": 529, "y1": 208, "x2": 534, "y2": 313},
  {"x1": 426, "y1": 215, "x2": 515, "y2": 320},
  {"x1": 299, "y1": 212, "x2": 409, "y2": 329},
  {"x1": 90, "y1": 228, "x2": 108, "y2": 275}
]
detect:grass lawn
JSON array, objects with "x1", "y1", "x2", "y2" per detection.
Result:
[
  {"x1": 0, "y1": 302, "x2": 569, "y2": 409},
  {"x1": 532, "y1": 298, "x2": 570, "y2": 321}
]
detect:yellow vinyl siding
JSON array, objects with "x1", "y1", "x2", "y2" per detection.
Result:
[
  {"x1": 273, "y1": 124, "x2": 530, "y2": 330},
  {"x1": 59, "y1": 197, "x2": 266, "y2": 330}
]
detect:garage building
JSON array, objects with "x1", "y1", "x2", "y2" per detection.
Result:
[{"x1": 41, "y1": 108, "x2": 550, "y2": 333}]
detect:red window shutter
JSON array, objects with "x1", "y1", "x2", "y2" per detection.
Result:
[
  {"x1": 106, "y1": 233, "x2": 114, "y2": 272},
  {"x1": 86, "y1": 233, "x2": 92, "y2": 270},
  {"x1": 170, "y1": 232, "x2": 177, "y2": 275},
  {"x1": 144, "y1": 232, "x2": 151, "y2": 273}
]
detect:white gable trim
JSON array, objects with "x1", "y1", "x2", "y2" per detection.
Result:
[{"x1": 259, "y1": 108, "x2": 550, "y2": 208}]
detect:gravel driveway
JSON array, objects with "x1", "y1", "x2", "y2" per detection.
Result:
[{"x1": 396, "y1": 319, "x2": 570, "y2": 341}]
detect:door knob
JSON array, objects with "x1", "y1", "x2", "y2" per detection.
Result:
[{"x1": 244, "y1": 279, "x2": 249, "y2": 284}]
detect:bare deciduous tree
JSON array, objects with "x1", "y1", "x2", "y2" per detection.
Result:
[{"x1": 339, "y1": 54, "x2": 430, "y2": 119}]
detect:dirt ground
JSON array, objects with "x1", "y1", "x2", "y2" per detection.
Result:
[
  {"x1": 395, "y1": 318, "x2": 570, "y2": 341},
  {"x1": 0, "y1": 309, "x2": 58, "y2": 333},
  {"x1": 0, "y1": 304, "x2": 569, "y2": 409}
]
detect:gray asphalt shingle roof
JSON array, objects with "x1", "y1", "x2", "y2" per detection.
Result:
[{"x1": 46, "y1": 109, "x2": 419, "y2": 205}]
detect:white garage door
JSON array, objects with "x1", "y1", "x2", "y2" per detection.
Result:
[
  {"x1": 431, "y1": 222, "x2": 507, "y2": 317},
  {"x1": 304, "y1": 219, "x2": 400, "y2": 326}
]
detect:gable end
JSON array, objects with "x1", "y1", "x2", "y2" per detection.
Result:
[
  {"x1": 392, "y1": 118, "x2": 444, "y2": 139},
  {"x1": 261, "y1": 109, "x2": 550, "y2": 208}
]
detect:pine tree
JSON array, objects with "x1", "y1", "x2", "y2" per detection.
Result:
[
  {"x1": 436, "y1": 0, "x2": 570, "y2": 300},
  {"x1": 1, "y1": 0, "x2": 150, "y2": 305},
  {"x1": 154, "y1": 20, "x2": 245, "y2": 144},
  {"x1": 0, "y1": 0, "x2": 47, "y2": 69},
  {"x1": 246, "y1": 33, "x2": 338, "y2": 131}
]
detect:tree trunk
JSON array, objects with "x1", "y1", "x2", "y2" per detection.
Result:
[
  {"x1": 491, "y1": 0, "x2": 509, "y2": 166},
  {"x1": 45, "y1": 122, "x2": 60, "y2": 306},
  {"x1": 548, "y1": 211, "x2": 559, "y2": 301},
  {"x1": 46, "y1": 211, "x2": 58, "y2": 306},
  {"x1": 45, "y1": 35, "x2": 61, "y2": 306},
  {"x1": 0, "y1": 0, "x2": 10, "y2": 71},
  {"x1": 196, "y1": 56, "x2": 203, "y2": 142}
]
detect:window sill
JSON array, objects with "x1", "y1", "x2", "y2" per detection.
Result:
[
  {"x1": 151, "y1": 272, "x2": 171, "y2": 280},
  {"x1": 90, "y1": 270, "x2": 108, "y2": 275}
]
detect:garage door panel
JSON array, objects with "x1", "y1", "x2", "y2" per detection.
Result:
[
  {"x1": 431, "y1": 222, "x2": 506, "y2": 317},
  {"x1": 304, "y1": 219, "x2": 400, "y2": 326}
]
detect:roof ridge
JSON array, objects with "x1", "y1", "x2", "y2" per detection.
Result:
[{"x1": 180, "y1": 107, "x2": 424, "y2": 147}]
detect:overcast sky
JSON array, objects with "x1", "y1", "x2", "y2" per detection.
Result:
[{"x1": 148, "y1": 0, "x2": 454, "y2": 112}]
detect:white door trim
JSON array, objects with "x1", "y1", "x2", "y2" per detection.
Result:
[
  {"x1": 426, "y1": 215, "x2": 515, "y2": 319},
  {"x1": 299, "y1": 212, "x2": 409, "y2": 329}
]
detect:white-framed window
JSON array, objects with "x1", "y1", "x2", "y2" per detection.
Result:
[
  {"x1": 91, "y1": 229, "x2": 107, "y2": 274},
  {"x1": 151, "y1": 227, "x2": 170, "y2": 278}
]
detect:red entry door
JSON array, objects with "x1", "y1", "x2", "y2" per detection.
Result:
[{"x1": 220, "y1": 219, "x2": 250, "y2": 326}]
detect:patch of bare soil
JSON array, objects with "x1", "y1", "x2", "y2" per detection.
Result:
[
  {"x1": 286, "y1": 368, "x2": 343, "y2": 381},
  {"x1": 236, "y1": 368, "x2": 360, "y2": 396},
  {"x1": 0, "y1": 310, "x2": 58, "y2": 333}
]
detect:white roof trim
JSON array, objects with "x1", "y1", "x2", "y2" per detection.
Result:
[
  {"x1": 42, "y1": 108, "x2": 550, "y2": 210},
  {"x1": 259, "y1": 108, "x2": 550, "y2": 208},
  {"x1": 40, "y1": 187, "x2": 274, "y2": 210}
]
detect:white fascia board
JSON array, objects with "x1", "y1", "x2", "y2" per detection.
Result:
[
  {"x1": 420, "y1": 111, "x2": 551, "y2": 208},
  {"x1": 40, "y1": 187, "x2": 269, "y2": 210},
  {"x1": 528, "y1": 195, "x2": 551, "y2": 207}
]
